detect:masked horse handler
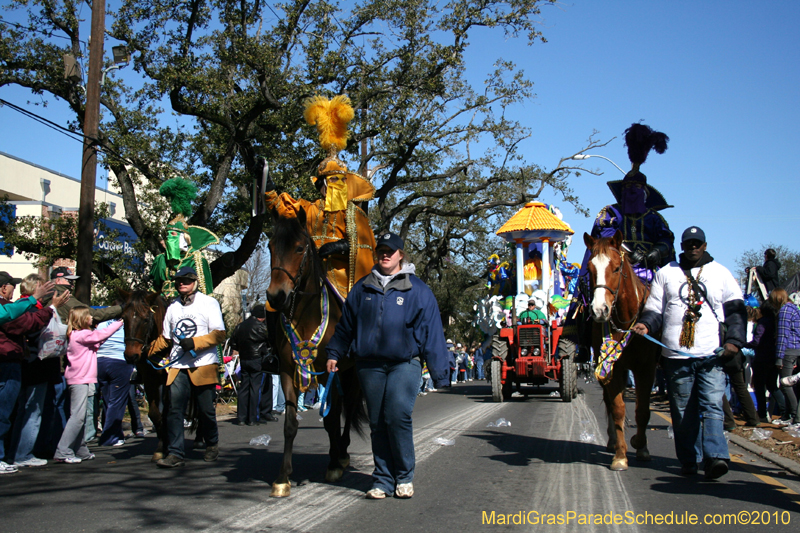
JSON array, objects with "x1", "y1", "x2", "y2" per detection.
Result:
[
  {"x1": 147, "y1": 266, "x2": 226, "y2": 468},
  {"x1": 632, "y1": 227, "x2": 747, "y2": 480},
  {"x1": 260, "y1": 95, "x2": 377, "y2": 304}
]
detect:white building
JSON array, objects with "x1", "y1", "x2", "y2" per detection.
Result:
[
  {"x1": 0, "y1": 151, "x2": 134, "y2": 286},
  {"x1": 0, "y1": 151, "x2": 248, "y2": 316}
]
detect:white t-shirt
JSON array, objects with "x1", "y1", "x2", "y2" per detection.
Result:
[
  {"x1": 162, "y1": 292, "x2": 225, "y2": 368},
  {"x1": 644, "y1": 260, "x2": 743, "y2": 359}
]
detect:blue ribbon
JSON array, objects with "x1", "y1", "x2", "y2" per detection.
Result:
[
  {"x1": 298, "y1": 370, "x2": 343, "y2": 418},
  {"x1": 641, "y1": 333, "x2": 721, "y2": 359}
]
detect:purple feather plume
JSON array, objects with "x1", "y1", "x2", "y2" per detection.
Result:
[{"x1": 624, "y1": 123, "x2": 669, "y2": 166}]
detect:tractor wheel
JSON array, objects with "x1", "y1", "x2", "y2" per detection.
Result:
[
  {"x1": 559, "y1": 354, "x2": 578, "y2": 402},
  {"x1": 490, "y1": 359, "x2": 504, "y2": 403}
]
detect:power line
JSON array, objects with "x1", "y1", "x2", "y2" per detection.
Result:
[
  {"x1": 0, "y1": 97, "x2": 146, "y2": 175},
  {"x1": 0, "y1": 17, "x2": 88, "y2": 46}
]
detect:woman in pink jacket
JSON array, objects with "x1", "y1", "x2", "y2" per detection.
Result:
[{"x1": 54, "y1": 306, "x2": 122, "y2": 463}]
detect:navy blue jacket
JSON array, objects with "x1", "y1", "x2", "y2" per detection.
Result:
[{"x1": 326, "y1": 267, "x2": 451, "y2": 388}]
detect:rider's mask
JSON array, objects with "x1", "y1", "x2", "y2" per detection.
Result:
[
  {"x1": 619, "y1": 182, "x2": 647, "y2": 215},
  {"x1": 165, "y1": 229, "x2": 189, "y2": 266},
  {"x1": 323, "y1": 175, "x2": 348, "y2": 212}
]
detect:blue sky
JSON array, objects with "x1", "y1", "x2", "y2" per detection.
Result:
[{"x1": 1, "y1": 1, "x2": 798, "y2": 277}]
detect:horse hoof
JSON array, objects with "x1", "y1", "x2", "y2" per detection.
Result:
[
  {"x1": 636, "y1": 448, "x2": 651, "y2": 462},
  {"x1": 270, "y1": 482, "x2": 291, "y2": 498},
  {"x1": 610, "y1": 458, "x2": 628, "y2": 471},
  {"x1": 151, "y1": 452, "x2": 163, "y2": 463},
  {"x1": 325, "y1": 468, "x2": 344, "y2": 483},
  {"x1": 339, "y1": 456, "x2": 350, "y2": 469}
]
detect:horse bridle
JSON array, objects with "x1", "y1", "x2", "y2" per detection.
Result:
[
  {"x1": 271, "y1": 243, "x2": 311, "y2": 319},
  {"x1": 124, "y1": 308, "x2": 156, "y2": 359},
  {"x1": 592, "y1": 246, "x2": 641, "y2": 331}
]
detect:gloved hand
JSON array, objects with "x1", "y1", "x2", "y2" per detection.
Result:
[
  {"x1": 718, "y1": 343, "x2": 739, "y2": 360},
  {"x1": 644, "y1": 247, "x2": 662, "y2": 268},
  {"x1": 179, "y1": 337, "x2": 195, "y2": 353},
  {"x1": 318, "y1": 238, "x2": 350, "y2": 258},
  {"x1": 629, "y1": 249, "x2": 646, "y2": 266},
  {"x1": 255, "y1": 157, "x2": 275, "y2": 193}
]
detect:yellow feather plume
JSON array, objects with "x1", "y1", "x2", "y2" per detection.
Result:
[{"x1": 304, "y1": 95, "x2": 354, "y2": 152}]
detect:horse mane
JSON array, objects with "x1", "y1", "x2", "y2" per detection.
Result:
[{"x1": 271, "y1": 212, "x2": 326, "y2": 288}]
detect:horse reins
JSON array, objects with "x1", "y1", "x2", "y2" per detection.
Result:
[{"x1": 271, "y1": 242, "x2": 324, "y2": 320}]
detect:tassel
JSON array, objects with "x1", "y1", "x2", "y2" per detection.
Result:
[{"x1": 679, "y1": 315, "x2": 696, "y2": 348}]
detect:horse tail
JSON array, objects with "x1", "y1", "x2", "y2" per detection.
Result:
[{"x1": 341, "y1": 368, "x2": 368, "y2": 438}]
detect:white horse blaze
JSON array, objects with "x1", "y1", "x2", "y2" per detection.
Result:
[{"x1": 590, "y1": 253, "x2": 611, "y2": 319}]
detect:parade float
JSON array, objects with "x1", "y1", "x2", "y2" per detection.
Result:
[{"x1": 477, "y1": 202, "x2": 579, "y2": 402}]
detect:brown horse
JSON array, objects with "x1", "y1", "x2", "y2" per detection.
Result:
[
  {"x1": 266, "y1": 207, "x2": 366, "y2": 497},
  {"x1": 584, "y1": 230, "x2": 660, "y2": 471},
  {"x1": 118, "y1": 289, "x2": 170, "y2": 462}
]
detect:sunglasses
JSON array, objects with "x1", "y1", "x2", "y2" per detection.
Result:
[{"x1": 175, "y1": 278, "x2": 196, "y2": 285}]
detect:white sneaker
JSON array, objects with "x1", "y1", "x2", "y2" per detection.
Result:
[
  {"x1": 780, "y1": 373, "x2": 800, "y2": 388},
  {"x1": 365, "y1": 488, "x2": 388, "y2": 499},
  {"x1": 395, "y1": 483, "x2": 414, "y2": 498},
  {"x1": 112, "y1": 439, "x2": 125, "y2": 447},
  {"x1": 0, "y1": 461, "x2": 19, "y2": 474},
  {"x1": 774, "y1": 418, "x2": 794, "y2": 427},
  {"x1": 14, "y1": 457, "x2": 47, "y2": 467}
]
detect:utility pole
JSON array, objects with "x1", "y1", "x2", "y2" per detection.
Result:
[{"x1": 75, "y1": 0, "x2": 106, "y2": 303}]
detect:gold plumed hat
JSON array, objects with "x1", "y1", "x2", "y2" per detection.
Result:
[{"x1": 304, "y1": 95, "x2": 374, "y2": 201}]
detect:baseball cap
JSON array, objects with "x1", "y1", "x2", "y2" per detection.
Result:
[
  {"x1": 681, "y1": 226, "x2": 706, "y2": 244},
  {"x1": 0, "y1": 271, "x2": 22, "y2": 286},
  {"x1": 50, "y1": 266, "x2": 79, "y2": 280},
  {"x1": 375, "y1": 232, "x2": 404, "y2": 252},
  {"x1": 173, "y1": 266, "x2": 199, "y2": 280}
]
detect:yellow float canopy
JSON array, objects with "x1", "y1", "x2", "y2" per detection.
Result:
[{"x1": 496, "y1": 202, "x2": 574, "y2": 243}]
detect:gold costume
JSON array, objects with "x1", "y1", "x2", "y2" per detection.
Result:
[{"x1": 266, "y1": 95, "x2": 377, "y2": 300}]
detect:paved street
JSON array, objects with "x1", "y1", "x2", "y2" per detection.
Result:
[{"x1": 3, "y1": 378, "x2": 800, "y2": 532}]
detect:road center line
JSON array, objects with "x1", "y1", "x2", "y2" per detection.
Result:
[{"x1": 209, "y1": 400, "x2": 507, "y2": 532}]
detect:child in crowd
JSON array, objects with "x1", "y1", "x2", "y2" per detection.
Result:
[{"x1": 54, "y1": 307, "x2": 122, "y2": 464}]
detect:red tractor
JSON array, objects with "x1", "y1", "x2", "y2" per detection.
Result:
[{"x1": 486, "y1": 322, "x2": 577, "y2": 403}]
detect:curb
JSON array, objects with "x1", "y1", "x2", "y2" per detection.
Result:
[{"x1": 727, "y1": 432, "x2": 800, "y2": 477}]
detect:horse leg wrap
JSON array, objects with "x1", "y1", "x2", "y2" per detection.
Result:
[{"x1": 270, "y1": 482, "x2": 292, "y2": 498}]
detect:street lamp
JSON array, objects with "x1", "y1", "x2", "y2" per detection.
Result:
[{"x1": 570, "y1": 154, "x2": 626, "y2": 175}]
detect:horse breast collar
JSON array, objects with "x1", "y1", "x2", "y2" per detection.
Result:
[
  {"x1": 280, "y1": 284, "x2": 331, "y2": 392},
  {"x1": 593, "y1": 246, "x2": 639, "y2": 384}
]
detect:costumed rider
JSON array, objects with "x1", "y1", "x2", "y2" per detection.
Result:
[
  {"x1": 147, "y1": 266, "x2": 226, "y2": 468},
  {"x1": 150, "y1": 178, "x2": 220, "y2": 299},
  {"x1": 260, "y1": 94, "x2": 377, "y2": 302},
  {"x1": 562, "y1": 123, "x2": 676, "y2": 363}
]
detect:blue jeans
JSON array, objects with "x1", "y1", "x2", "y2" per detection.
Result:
[
  {"x1": 0, "y1": 362, "x2": 22, "y2": 462},
  {"x1": 357, "y1": 358, "x2": 421, "y2": 494},
  {"x1": 662, "y1": 356, "x2": 729, "y2": 467},
  {"x1": 166, "y1": 370, "x2": 218, "y2": 458},
  {"x1": 476, "y1": 359, "x2": 485, "y2": 380},
  {"x1": 272, "y1": 374, "x2": 285, "y2": 412},
  {"x1": 11, "y1": 382, "x2": 48, "y2": 463},
  {"x1": 97, "y1": 358, "x2": 134, "y2": 445}
]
